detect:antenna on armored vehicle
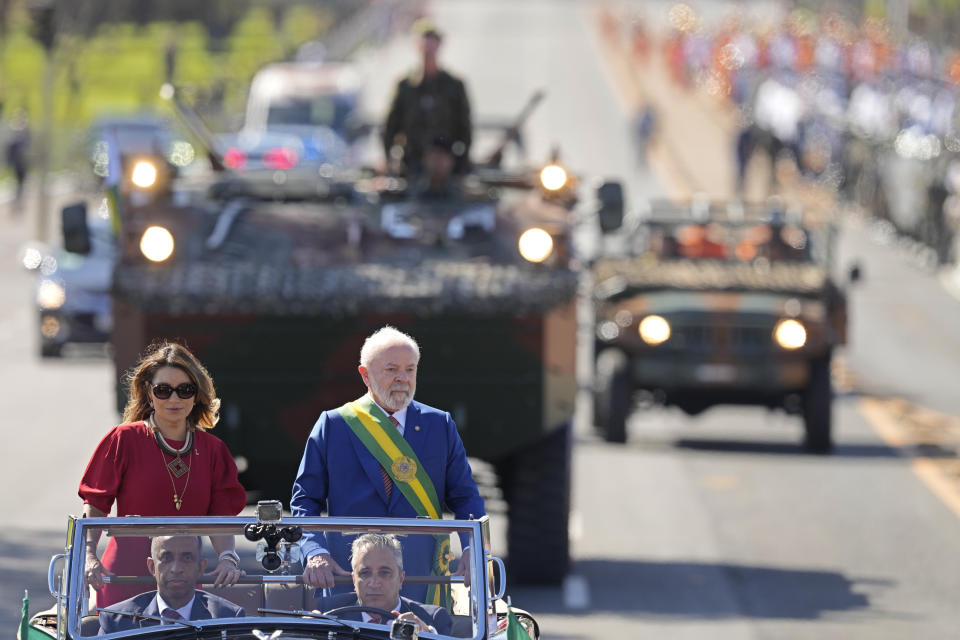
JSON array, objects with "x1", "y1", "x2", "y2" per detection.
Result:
[
  {"x1": 484, "y1": 89, "x2": 546, "y2": 168},
  {"x1": 159, "y1": 83, "x2": 227, "y2": 172}
]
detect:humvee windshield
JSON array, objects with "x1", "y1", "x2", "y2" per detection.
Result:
[{"x1": 639, "y1": 221, "x2": 813, "y2": 263}]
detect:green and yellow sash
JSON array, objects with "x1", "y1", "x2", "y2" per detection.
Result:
[{"x1": 338, "y1": 395, "x2": 453, "y2": 608}]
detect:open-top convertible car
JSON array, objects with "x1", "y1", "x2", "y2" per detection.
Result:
[{"x1": 25, "y1": 506, "x2": 538, "y2": 640}]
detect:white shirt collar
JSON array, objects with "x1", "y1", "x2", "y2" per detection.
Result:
[
  {"x1": 360, "y1": 597, "x2": 402, "y2": 623},
  {"x1": 369, "y1": 395, "x2": 409, "y2": 434},
  {"x1": 156, "y1": 593, "x2": 195, "y2": 621}
]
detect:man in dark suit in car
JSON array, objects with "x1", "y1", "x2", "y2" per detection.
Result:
[
  {"x1": 319, "y1": 533, "x2": 452, "y2": 635},
  {"x1": 98, "y1": 536, "x2": 244, "y2": 634}
]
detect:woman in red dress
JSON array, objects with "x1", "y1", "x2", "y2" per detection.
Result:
[{"x1": 79, "y1": 342, "x2": 247, "y2": 607}]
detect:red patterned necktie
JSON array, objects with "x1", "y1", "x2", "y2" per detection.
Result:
[
  {"x1": 380, "y1": 415, "x2": 402, "y2": 500},
  {"x1": 162, "y1": 609, "x2": 183, "y2": 624}
]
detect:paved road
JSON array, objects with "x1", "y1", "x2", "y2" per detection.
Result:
[{"x1": 5, "y1": 1, "x2": 960, "y2": 638}]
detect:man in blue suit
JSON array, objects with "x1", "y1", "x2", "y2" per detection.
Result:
[
  {"x1": 291, "y1": 326, "x2": 485, "y2": 602},
  {"x1": 98, "y1": 536, "x2": 244, "y2": 634}
]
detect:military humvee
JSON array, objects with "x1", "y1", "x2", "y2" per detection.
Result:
[
  {"x1": 63, "y1": 84, "x2": 621, "y2": 586},
  {"x1": 591, "y1": 199, "x2": 856, "y2": 452}
]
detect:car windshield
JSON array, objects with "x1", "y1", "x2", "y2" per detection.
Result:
[
  {"x1": 266, "y1": 95, "x2": 356, "y2": 134},
  {"x1": 640, "y1": 221, "x2": 813, "y2": 263},
  {"x1": 66, "y1": 516, "x2": 493, "y2": 640}
]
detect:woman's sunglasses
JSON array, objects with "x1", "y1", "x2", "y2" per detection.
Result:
[{"x1": 150, "y1": 382, "x2": 198, "y2": 400}]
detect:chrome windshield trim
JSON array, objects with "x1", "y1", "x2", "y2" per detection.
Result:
[{"x1": 68, "y1": 516, "x2": 489, "y2": 640}]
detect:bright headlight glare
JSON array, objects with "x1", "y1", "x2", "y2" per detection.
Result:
[
  {"x1": 37, "y1": 280, "x2": 66, "y2": 309},
  {"x1": 518, "y1": 227, "x2": 554, "y2": 263},
  {"x1": 131, "y1": 160, "x2": 158, "y2": 188},
  {"x1": 639, "y1": 315, "x2": 671, "y2": 345},
  {"x1": 774, "y1": 318, "x2": 807, "y2": 350},
  {"x1": 140, "y1": 226, "x2": 175, "y2": 262},
  {"x1": 539, "y1": 164, "x2": 568, "y2": 191}
]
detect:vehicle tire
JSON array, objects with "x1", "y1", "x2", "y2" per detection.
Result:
[
  {"x1": 594, "y1": 349, "x2": 630, "y2": 443},
  {"x1": 496, "y1": 423, "x2": 571, "y2": 585},
  {"x1": 802, "y1": 355, "x2": 833, "y2": 453},
  {"x1": 41, "y1": 341, "x2": 63, "y2": 358}
]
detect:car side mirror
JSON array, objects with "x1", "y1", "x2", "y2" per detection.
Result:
[
  {"x1": 61, "y1": 202, "x2": 91, "y2": 255},
  {"x1": 596, "y1": 180, "x2": 624, "y2": 233}
]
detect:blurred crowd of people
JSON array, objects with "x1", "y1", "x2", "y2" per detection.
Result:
[{"x1": 626, "y1": 4, "x2": 960, "y2": 266}]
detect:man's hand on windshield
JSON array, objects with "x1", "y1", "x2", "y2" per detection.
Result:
[
  {"x1": 84, "y1": 554, "x2": 113, "y2": 590},
  {"x1": 302, "y1": 553, "x2": 350, "y2": 589},
  {"x1": 452, "y1": 558, "x2": 470, "y2": 584},
  {"x1": 206, "y1": 558, "x2": 244, "y2": 587}
]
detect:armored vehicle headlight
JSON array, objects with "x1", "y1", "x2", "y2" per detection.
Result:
[
  {"x1": 140, "y1": 226, "x2": 175, "y2": 262},
  {"x1": 131, "y1": 160, "x2": 158, "y2": 188},
  {"x1": 774, "y1": 318, "x2": 806, "y2": 350},
  {"x1": 37, "y1": 280, "x2": 65, "y2": 310},
  {"x1": 519, "y1": 227, "x2": 554, "y2": 263},
  {"x1": 639, "y1": 315, "x2": 671, "y2": 345},
  {"x1": 539, "y1": 164, "x2": 568, "y2": 191}
]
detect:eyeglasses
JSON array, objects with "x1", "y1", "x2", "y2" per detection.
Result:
[{"x1": 150, "y1": 382, "x2": 198, "y2": 400}]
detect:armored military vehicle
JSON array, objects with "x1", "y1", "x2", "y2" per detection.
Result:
[
  {"x1": 64, "y1": 85, "x2": 620, "y2": 586},
  {"x1": 591, "y1": 199, "x2": 856, "y2": 452}
]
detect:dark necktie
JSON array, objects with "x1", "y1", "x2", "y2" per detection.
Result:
[
  {"x1": 380, "y1": 416, "x2": 401, "y2": 500},
  {"x1": 161, "y1": 609, "x2": 183, "y2": 624},
  {"x1": 368, "y1": 613, "x2": 382, "y2": 624}
]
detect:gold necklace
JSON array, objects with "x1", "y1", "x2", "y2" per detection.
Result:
[{"x1": 149, "y1": 413, "x2": 194, "y2": 510}]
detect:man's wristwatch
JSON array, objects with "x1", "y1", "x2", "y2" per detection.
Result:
[{"x1": 218, "y1": 550, "x2": 241, "y2": 568}]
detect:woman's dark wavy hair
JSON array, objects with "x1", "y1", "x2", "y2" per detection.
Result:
[{"x1": 120, "y1": 341, "x2": 220, "y2": 430}]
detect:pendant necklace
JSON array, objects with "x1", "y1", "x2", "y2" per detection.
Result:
[{"x1": 149, "y1": 412, "x2": 194, "y2": 511}]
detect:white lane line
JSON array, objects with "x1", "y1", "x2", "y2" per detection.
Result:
[
  {"x1": 569, "y1": 509, "x2": 583, "y2": 542},
  {"x1": 562, "y1": 574, "x2": 591, "y2": 610}
]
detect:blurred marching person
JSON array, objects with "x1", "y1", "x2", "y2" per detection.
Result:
[
  {"x1": 80, "y1": 342, "x2": 246, "y2": 608},
  {"x1": 5, "y1": 109, "x2": 30, "y2": 206}
]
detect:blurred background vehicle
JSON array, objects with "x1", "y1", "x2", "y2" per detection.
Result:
[
  {"x1": 591, "y1": 200, "x2": 859, "y2": 451},
  {"x1": 29, "y1": 206, "x2": 115, "y2": 357},
  {"x1": 242, "y1": 61, "x2": 368, "y2": 168}
]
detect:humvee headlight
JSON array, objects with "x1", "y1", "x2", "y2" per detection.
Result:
[
  {"x1": 37, "y1": 280, "x2": 66, "y2": 310},
  {"x1": 639, "y1": 315, "x2": 671, "y2": 345},
  {"x1": 140, "y1": 226, "x2": 175, "y2": 262},
  {"x1": 519, "y1": 227, "x2": 554, "y2": 263},
  {"x1": 774, "y1": 318, "x2": 806, "y2": 350},
  {"x1": 539, "y1": 164, "x2": 568, "y2": 191},
  {"x1": 131, "y1": 160, "x2": 158, "y2": 188}
]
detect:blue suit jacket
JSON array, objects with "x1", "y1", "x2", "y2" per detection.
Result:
[
  {"x1": 318, "y1": 593, "x2": 452, "y2": 636},
  {"x1": 98, "y1": 590, "x2": 244, "y2": 634},
  {"x1": 290, "y1": 398, "x2": 485, "y2": 601}
]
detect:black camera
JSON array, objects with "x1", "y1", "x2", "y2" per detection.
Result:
[
  {"x1": 255, "y1": 500, "x2": 283, "y2": 524},
  {"x1": 389, "y1": 619, "x2": 418, "y2": 640}
]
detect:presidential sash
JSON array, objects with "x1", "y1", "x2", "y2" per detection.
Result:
[{"x1": 338, "y1": 395, "x2": 453, "y2": 608}]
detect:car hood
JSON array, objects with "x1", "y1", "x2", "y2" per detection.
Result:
[
  {"x1": 593, "y1": 257, "x2": 829, "y2": 300},
  {"x1": 600, "y1": 289, "x2": 826, "y2": 321}
]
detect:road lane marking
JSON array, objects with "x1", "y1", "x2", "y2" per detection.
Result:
[
  {"x1": 569, "y1": 509, "x2": 583, "y2": 542},
  {"x1": 860, "y1": 397, "x2": 960, "y2": 519}
]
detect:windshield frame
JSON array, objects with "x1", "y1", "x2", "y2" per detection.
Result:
[{"x1": 61, "y1": 516, "x2": 491, "y2": 640}]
